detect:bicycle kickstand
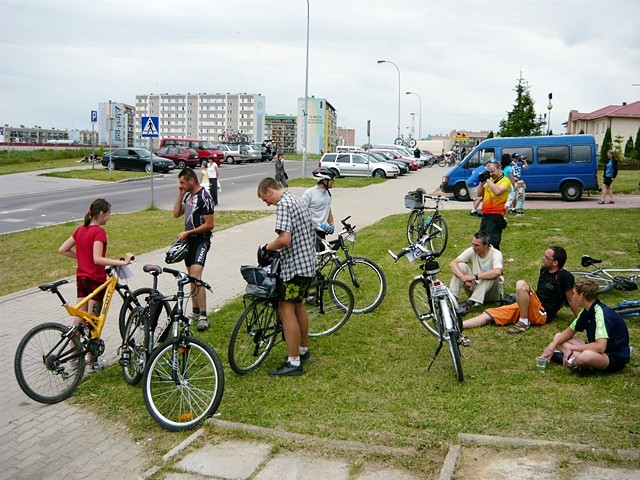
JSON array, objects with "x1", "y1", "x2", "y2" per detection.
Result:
[{"x1": 427, "y1": 340, "x2": 444, "y2": 371}]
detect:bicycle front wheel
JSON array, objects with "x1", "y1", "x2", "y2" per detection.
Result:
[
  {"x1": 423, "y1": 216, "x2": 448, "y2": 256},
  {"x1": 407, "y1": 210, "x2": 425, "y2": 244},
  {"x1": 143, "y1": 336, "x2": 225, "y2": 431},
  {"x1": 569, "y1": 271, "x2": 613, "y2": 293},
  {"x1": 409, "y1": 277, "x2": 439, "y2": 338},
  {"x1": 119, "y1": 287, "x2": 172, "y2": 341},
  {"x1": 228, "y1": 298, "x2": 279, "y2": 374},
  {"x1": 307, "y1": 279, "x2": 354, "y2": 337},
  {"x1": 14, "y1": 322, "x2": 85, "y2": 404},
  {"x1": 446, "y1": 329, "x2": 464, "y2": 382},
  {"x1": 121, "y1": 307, "x2": 148, "y2": 385},
  {"x1": 331, "y1": 257, "x2": 386, "y2": 314}
]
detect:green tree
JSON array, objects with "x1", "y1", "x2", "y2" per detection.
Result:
[
  {"x1": 498, "y1": 74, "x2": 540, "y2": 137},
  {"x1": 613, "y1": 134, "x2": 625, "y2": 159},
  {"x1": 599, "y1": 127, "x2": 612, "y2": 164},
  {"x1": 486, "y1": 131, "x2": 494, "y2": 139},
  {"x1": 624, "y1": 136, "x2": 634, "y2": 159},
  {"x1": 634, "y1": 126, "x2": 640, "y2": 162}
]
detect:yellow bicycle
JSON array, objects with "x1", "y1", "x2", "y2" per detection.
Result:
[{"x1": 14, "y1": 264, "x2": 136, "y2": 404}]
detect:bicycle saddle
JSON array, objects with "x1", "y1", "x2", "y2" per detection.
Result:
[
  {"x1": 580, "y1": 255, "x2": 602, "y2": 268},
  {"x1": 143, "y1": 264, "x2": 163, "y2": 276},
  {"x1": 38, "y1": 279, "x2": 69, "y2": 291}
]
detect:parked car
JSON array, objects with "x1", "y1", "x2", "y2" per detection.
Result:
[
  {"x1": 245, "y1": 144, "x2": 262, "y2": 162},
  {"x1": 213, "y1": 144, "x2": 251, "y2": 164},
  {"x1": 154, "y1": 146, "x2": 200, "y2": 169},
  {"x1": 259, "y1": 144, "x2": 273, "y2": 162},
  {"x1": 101, "y1": 148, "x2": 174, "y2": 173},
  {"x1": 158, "y1": 138, "x2": 224, "y2": 165},
  {"x1": 361, "y1": 151, "x2": 409, "y2": 175},
  {"x1": 370, "y1": 149, "x2": 418, "y2": 171},
  {"x1": 319, "y1": 152, "x2": 399, "y2": 178}
]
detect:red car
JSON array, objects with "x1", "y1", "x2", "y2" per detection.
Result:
[
  {"x1": 370, "y1": 149, "x2": 418, "y2": 171},
  {"x1": 154, "y1": 147, "x2": 201, "y2": 169}
]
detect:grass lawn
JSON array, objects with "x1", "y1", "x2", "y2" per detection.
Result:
[{"x1": 29, "y1": 207, "x2": 636, "y2": 472}]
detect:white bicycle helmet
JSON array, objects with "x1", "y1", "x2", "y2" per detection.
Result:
[
  {"x1": 165, "y1": 240, "x2": 188, "y2": 264},
  {"x1": 312, "y1": 167, "x2": 336, "y2": 181}
]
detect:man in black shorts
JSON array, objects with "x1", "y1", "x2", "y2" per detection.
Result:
[
  {"x1": 173, "y1": 167, "x2": 214, "y2": 331},
  {"x1": 258, "y1": 177, "x2": 316, "y2": 376}
]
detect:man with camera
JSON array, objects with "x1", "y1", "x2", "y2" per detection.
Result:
[{"x1": 477, "y1": 154, "x2": 511, "y2": 250}]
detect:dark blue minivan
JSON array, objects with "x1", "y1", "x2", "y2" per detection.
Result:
[{"x1": 440, "y1": 135, "x2": 599, "y2": 202}]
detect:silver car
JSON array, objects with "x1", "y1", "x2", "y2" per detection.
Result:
[{"x1": 319, "y1": 152, "x2": 399, "y2": 178}]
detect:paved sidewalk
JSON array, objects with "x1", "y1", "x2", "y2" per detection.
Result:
[{"x1": 2, "y1": 167, "x2": 639, "y2": 479}]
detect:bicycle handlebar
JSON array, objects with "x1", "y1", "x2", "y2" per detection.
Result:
[
  {"x1": 388, "y1": 243, "x2": 442, "y2": 263},
  {"x1": 141, "y1": 264, "x2": 212, "y2": 291},
  {"x1": 340, "y1": 216, "x2": 354, "y2": 232}
]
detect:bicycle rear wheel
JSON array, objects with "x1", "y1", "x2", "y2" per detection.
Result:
[
  {"x1": 14, "y1": 322, "x2": 85, "y2": 404},
  {"x1": 120, "y1": 306, "x2": 148, "y2": 385},
  {"x1": 143, "y1": 336, "x2": 224, "y2": 431},
  {"x1": 307, "y1": 279, "x2": 354, "y2": 337},
  {"x1": 569, "y1": 271, "x2": 614, "y2": 293},
  {"x1": 119, "y1": 287, "x2": 172, "y2": 340},
  {"x1": 423, "y1": 217, "x2": 448, "y2": 256},
  {"x1": 408, "y1": 277, "x2": 438, "y2": 338},
  {"x1": 407, "y1": 210, "x2": 425, "y2": 244},
  {"x1": 331, "y1": 257, "x2": 387, "y2": 314},
  {"x1": 446, "y1": 328, "x2": 464, "y2": 382},
  {"x1": 228, "y1": 298, "x2": 279, "y2": 374}
]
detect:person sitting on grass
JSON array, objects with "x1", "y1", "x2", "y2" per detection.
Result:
[
  {"x1": 462, "y1": 246, "x2": 578, "y2": 334},
  {"x1": 448, "y1": 230, "x2": 503, "y2": 315},
  {"x1": 539, "y1": 278, "x2": 630, "y2": 375}
]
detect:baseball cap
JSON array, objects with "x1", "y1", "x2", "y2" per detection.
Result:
[{"x1": 511, "y1": 152, "x2": 520, "y2": 159}]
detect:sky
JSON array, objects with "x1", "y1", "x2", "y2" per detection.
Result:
[{"x1": 1, "y1": 0, "x2": 639, "y2": 145}]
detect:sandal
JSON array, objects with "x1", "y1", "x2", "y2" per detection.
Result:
[{"x1": 597, "y1": 200, "x2": 605, "y2": 204}]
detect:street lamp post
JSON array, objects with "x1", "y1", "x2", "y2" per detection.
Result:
[
  {"x1": 377, "y1": 60, "x2": 401, "y2": 141},
  {"x1": 546, "y1": 92, "x2": 553, "y2": 135},
  {"x1": 302, "y1": 0, "x2": 310, "y2": 177},
  {"x1": 405, "y1": 91, "x2": 422, "y2": 140}
]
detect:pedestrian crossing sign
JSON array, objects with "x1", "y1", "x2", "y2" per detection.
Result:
[{"x1": 141, "y1": 116, "x2": 159, "y2": 137}]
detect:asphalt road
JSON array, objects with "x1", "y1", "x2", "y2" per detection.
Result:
[{"x1": 0, "y1": 160, "x2": 314, "y2": 234}]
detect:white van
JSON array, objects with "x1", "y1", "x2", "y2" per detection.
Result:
[{"x1": 336, "y1": 145, "x2": 362, "y2": 153}]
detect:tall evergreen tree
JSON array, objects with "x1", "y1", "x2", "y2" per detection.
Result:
[
  {"x1": 634, "y1": 126, "x2": 640, "y2": 162},
  {"x1": 624, "y1": 136, "x2": 634, "y2": 159},
  {"x1": 498, "y1": 74, "x2": 540, "y2": 137},
  {"x1": 599, "y1": 127, "x2": 612, "y2": 164}
]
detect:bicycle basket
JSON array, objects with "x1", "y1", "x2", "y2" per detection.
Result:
[
  {"x1": 613, "y1": 276, "x2": 638, "y2": 291},
  {"x1": 241, "y1": 265, "x2": 277, "y2": 298},
  {"x1": 404, "y1": 191, "x2": 423, "y2": 209}
]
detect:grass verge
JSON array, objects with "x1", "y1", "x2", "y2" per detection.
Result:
[
  {"x1": 64, "y1": 208, "x2": 640, "y2": 472},
  {"x1": 0, "y1": 209, "x2": 272, "y2": 296}
]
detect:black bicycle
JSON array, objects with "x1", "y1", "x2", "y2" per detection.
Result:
[
  {"x1": 140, "y1": 265, "x2": 225, "y2": 431},
  {"x1": 388, "y1": 242, "x2": 469, "y2": 382},
  {"x1": 228, "y1": 253, "x2": 354, "y2": 375},
  {"x1": 405, "y1": 190, "x2": 449, "y2": 253},
  {"x1": 119, "y1": 265, "x2": 174, "y2": 385},
  {"x1": 316, "y1": 216, "x2": 387, "y2": 314}
]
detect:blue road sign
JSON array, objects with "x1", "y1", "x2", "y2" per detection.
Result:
[
  {"x1": 141, "y1": 116, "x2": 159, "y2": 137},
  {"x1": 91, "y1": 110, "x2": 98, "y2": 123}
]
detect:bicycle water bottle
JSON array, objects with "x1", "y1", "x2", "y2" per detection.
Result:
[{"x1": 424, "y1": 216, "x2": 432, "y2": 227}]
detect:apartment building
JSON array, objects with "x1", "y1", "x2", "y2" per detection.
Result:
[
  {"x1": 337, "y1": 127, "x2": 356, "y2": 146},
  {"x1": 265, "y1": 115, "x2": 297, "y2": 153},
  {"x1": 297, "y1": 97, "x2": 337, "y2": 154},
  {"x1": 135, "y1": 92, "x2": 266, "y2": 146}
]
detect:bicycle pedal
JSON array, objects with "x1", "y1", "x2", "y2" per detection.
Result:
[{"x1": 459, "y1": 337, "x2": 471, "y2": 347}]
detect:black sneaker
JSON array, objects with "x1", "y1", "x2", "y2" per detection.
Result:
[
  {"x1": 550, "y1": 351, "x2": 564, "y2": 365},
  {"x1": 458, "y1": 300, "x2": 476, "y2": 316},
  {"x1": 269, "y1": 361, "x2": 304, "y2": 376},
  {"x1": 283, "y1": 351, "x2": 311, "y2": 363}
]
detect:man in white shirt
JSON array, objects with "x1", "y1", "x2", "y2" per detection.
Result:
[{"x1": 449, "y1": 231, "x2": 504, "y2": 315}]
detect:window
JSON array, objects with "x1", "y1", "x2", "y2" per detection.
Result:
[
  {"x1": 336, "y1": 154, "x2": 351, "y2": 164},
  {"x1": 352, "y1": 154, "x2": 367, "y2": 164},
  {"x1": 538, "y1": 146, "x2": 569, "y2": 164},
  {"x1": 572, "y1": 145, "x2": 592, "y2": 163}
]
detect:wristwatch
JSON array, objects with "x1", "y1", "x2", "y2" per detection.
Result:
[{"x1": 475, "y1": 273, "x2": 479, "y2": 280}]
